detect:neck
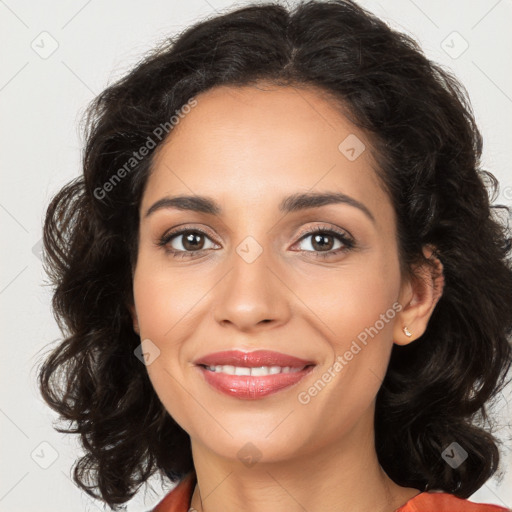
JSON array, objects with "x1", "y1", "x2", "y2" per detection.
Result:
[{"x1": 188, "y1": 410, "x2": 420, "y2": 512}]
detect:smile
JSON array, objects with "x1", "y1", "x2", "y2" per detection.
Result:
[
  {"x1": 194, "y1": 350, "x2": 316, "y2": 400},
  {"x1": 203, "y1": 365, "x2": 306, "y2": 375}
]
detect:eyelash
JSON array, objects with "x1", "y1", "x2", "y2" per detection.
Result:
[{"x1": 157, "y1": 224, "x2": 355, "y2": 260}]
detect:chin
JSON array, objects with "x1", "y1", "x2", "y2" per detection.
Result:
[{"x1": 189, "y1": 416, "x2": 318, "y2": 465}]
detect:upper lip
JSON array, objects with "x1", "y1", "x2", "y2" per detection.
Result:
[{"x1": 194, "y1": 350, "x2": 315, "y2": 368}]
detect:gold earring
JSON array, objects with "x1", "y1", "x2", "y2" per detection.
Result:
[{"x1": 403, "y1": 326, "x2": 412, "y2": 337}]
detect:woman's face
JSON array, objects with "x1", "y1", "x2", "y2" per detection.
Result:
[{"x1": 132, "y1": 84, "x2": 411, "y2": 464}]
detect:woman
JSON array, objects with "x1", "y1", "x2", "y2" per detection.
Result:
[{"x1": 37, "y1": 1, "x2": 512, "y2": 511}]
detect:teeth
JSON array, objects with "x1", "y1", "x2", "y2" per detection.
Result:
[{"x1": 205, "y1": 365, "x2": 305, "y2": 376}]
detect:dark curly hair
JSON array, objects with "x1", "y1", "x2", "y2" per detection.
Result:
[{"x1": 36, "y1": 0, "x2": 512, "y2": 509}]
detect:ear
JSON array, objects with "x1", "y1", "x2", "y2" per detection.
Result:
[
  {"x1": 393, "y1": 245, "x2": 445, "y2": 346},
  {"x1": 128, "y1": 303, "x2": 140, "y2": 336}
]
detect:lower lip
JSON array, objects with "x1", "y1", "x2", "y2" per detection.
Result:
[{"x1": 197, "y1": 365, "x2": 315, "y2": 400}]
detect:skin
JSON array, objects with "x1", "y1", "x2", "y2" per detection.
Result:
[{"x1": 130, "y1": 83, "x2": 445, "y2": 512}]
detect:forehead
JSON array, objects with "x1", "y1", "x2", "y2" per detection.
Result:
[{"x1": 143, "y1": 84, "x2": 391, "y2": 220}]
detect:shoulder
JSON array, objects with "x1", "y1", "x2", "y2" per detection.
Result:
[
  {"x1": 396, "y1": 491, "x2": 511, "y2": 512},
  {"x1": 151, "y1": 472, "x2": 196, "y2": 512}
]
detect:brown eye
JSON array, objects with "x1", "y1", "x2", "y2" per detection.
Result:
[
  {"x1": 309, "y1": 233, "x2": 336, "y2": 251},
  {"x1": 293, "y1": 226, "x2": 355, "y2": 260},
  {"x1": 165, "y1": 230, "x2": 216, "y2": 252},
  {"x1": 178, "y1": 231, "x2": 207, "y2": 251},
  {"x1": 296, "y1": 229, "x2": 352, "y2": 252},
  {"x1": 158, "y1": 228, "x2": 218, "y2": 258}
]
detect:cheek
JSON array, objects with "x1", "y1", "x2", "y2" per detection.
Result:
[
  {"x1": 300, "y1": 252, "x2": 401, "y2": 409},
  {"x1": 307, "y1": 253, "x2": 401, "y2": 350},
  {"x1": 132, "y1": 253, "x2": 205, "y2": 339},
  {"x1": 132, "y1": 253, "x2": 212, "y2": 431}
]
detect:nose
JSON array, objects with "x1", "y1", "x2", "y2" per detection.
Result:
[{"x1": 212, "y1": 243, "x2": 291, "y2": 333}]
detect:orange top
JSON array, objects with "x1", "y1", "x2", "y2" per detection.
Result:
[{"x1": 152, "y1": 472, "x2": 510, "y2": 512}]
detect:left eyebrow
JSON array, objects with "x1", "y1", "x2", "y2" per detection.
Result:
[
  {"x1": 144, "y1": 191, "x2": 375, "y2": 224},
  {"x1": 279, "y1": 191, "x2": 375, "y2": 223}
]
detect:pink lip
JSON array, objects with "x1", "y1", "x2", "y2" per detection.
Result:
[
  {"x1": 194, "y1": 349, "x2": 314, "y2": 368},
  {"x1": 194, "y1": 350, "x2": 316, "y2": 400}
]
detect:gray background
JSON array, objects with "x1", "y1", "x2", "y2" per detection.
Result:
[{"x1": 1, "y1": 0, "x2": 511, "y2": 510}]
